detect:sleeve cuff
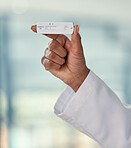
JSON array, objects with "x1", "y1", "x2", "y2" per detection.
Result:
[
  {"x1": 54, "y1": 70, "x2": 97, "y2": 117},
  {"x1": 54, "y1": 85, "x2": 75, "y2": 115}
]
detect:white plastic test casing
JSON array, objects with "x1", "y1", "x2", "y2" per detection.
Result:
[{"x1": 37, "y1": 22, "x2": 74, "y2": 34}]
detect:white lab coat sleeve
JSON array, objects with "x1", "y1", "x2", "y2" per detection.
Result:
[{"x1": 54, "y1": 71, "x2": 131, "y2": 148}]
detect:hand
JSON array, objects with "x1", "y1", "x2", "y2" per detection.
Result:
[{"x1": 31, "y1": 25, "x2": 90, "y2": 92}]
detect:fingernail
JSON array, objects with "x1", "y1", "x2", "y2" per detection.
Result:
[
  {"x1": 73, "y1": 25, "x2": 79, "y2": 34},
  {"x1": 44, "y1": 48, "x2": 51, "y2": 57},
  {"x1": 76, "y1": 25, "x2": 79, "y2": 34},
  {"x1": 73, "y1": 25, "x2": 76, "y2": 34},
  {"x1": 48, "y1": 40, "x2": 52, "y2": 46},
  {"x1": 43, "y1": 58, "x2": 49, "y2": 65}
]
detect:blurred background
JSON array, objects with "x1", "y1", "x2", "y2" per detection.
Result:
[{"x1": 0, "y1": 0, "x2": 131, "y2": 148}]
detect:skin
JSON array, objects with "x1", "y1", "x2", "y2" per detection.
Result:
[{"x1": 31, "y1": 25, "x2": 90, "y2": 92}]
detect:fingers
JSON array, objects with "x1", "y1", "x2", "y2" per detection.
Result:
[
  {"x1": 49, "y1": 40, "x2": 67, "y2": 58},
  {"x1": 41, "y1": 57, "x2": 61, "y2": 71},
  {"x1": 44, "y1": 48, "x2": 65, "y2": 65},
  {"x1": 31, "y1": 25, "x2": 70, "y2": 47},
  {"x1": 41, "y1": 46, "x2": 66, "y2": 71}
]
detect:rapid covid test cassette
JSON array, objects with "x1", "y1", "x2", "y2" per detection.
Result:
[{"x1": 37, "y1": 22, "x2": 74, "y2": 34}]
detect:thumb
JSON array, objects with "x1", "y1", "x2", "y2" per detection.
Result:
[{"x1": 71, "y1": 25, "x2": 83, "y2": 53}]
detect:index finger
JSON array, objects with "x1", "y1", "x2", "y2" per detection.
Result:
[{"x1": 31, "y1": 25, "x2": 70, "y2": 47}]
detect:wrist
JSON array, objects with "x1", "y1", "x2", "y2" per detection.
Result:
[{"x1": 69, "y1": 68, "x2": 90, "y2": 92}]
